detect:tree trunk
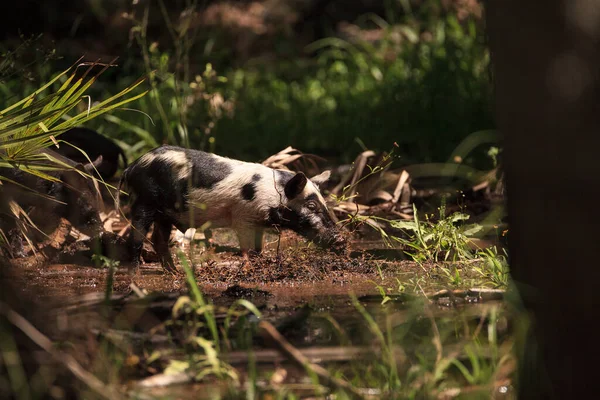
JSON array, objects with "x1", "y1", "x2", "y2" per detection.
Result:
[{"x1": 486, "y1": 1, "x2": 600, "y2": 398}]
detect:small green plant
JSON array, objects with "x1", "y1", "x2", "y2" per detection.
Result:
[
  {"x1": 334, "y1": 292, "x2": 513, "y2": 398},
  {"x1": 91, "y1": 255, "x2": 120, "y2": 302},
  {"x1": 474, "y1": 246, "x2": 510, "y2": 288},
  {"x1": 370, "y1": 281, "x2": 393, "y2": 305},
  {"x1": 391, "y1": 201, "x2": 483, "y2": 263},
  {"x1": 350, "y1": 293, "x2": 401, "y2": 391},
  {"x1": 91, "y1": 254, "x2": 120, "y2": 269},
  {"x1": 161, "y1": 251, "x2": 261, "y2": 384},
  {"x1": 438, "y1": 265, "x2": 464, "y2": 286}
]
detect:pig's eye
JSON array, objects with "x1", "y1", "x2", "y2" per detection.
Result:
[{"x1": 306, "y1": 201, "x2": 318, "y2": 211}]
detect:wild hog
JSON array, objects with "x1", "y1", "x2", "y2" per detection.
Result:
[
  {"x1": 0, "y1": 148, "x2": 104, "y2": 257},
  {"x1": 54, "y1": 127, "x2": 127, "y2": 180},
  {"x1": 118, "y1": 145, "x2": 346, "y2": 272}
]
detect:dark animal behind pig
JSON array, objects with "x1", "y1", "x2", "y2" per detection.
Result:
[
  {"x1": 54, "y1": 127, "x2": 127, "y2": 180},
  {"x1": 118, "y1": 145, "x2": 347, "y2": 272},
  {"x1": 0, "y1": 148, "x2": 103, "y2": 257}
]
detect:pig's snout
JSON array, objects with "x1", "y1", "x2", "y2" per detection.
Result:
[
  {"x1": 314, "y1": 229, "x2": 347, "y2": 253},
  {"x1": 77, "y1": 221, "x2": 103, "y2": 239},
  {"x1": 70, "y1": 207, "x2": 103, "y2": 238},
  {"x1": 329, "y1": 233, "x2": 348, "y2": 253}
]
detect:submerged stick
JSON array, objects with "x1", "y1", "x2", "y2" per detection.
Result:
[
  {"x1": 223, "y1": 346, "x2": 376, "y2": 365},
  {"x1": 258, "y1": 320, "x2": 365, "y2": 399}
]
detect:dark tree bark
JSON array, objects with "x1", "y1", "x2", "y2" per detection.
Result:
[{"x1": 486, "y1": 1, "x2": 600, "y2": 398}]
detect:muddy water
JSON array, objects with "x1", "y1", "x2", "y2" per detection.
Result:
[
  {"x1": 7, "y1": 229, "x2": 501, "y2": 321},
  {"x1": 9, "y1": 261, "x2": 409, "y2": 311},
  {"x1": 8, "y1": 231, "x2": 404, "y2": 302},
  {"x1": 4, "y1": 238, "x2": 510, "y2": 399},
  {"x1": 8, "y1": 249, "x2": 504, "y2": 349}
]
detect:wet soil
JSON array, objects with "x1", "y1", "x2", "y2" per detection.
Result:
[
  {"x1": 7, "y1": 226, "x2": 501, "y2": 310},
  {"x1": 7, "y1": 232, "x2": 407, "y2": 304},
  {"x1": 6, "y1": 227, "x2": 505, "y2": 357},
  {"x1": 2, "y1": 226, "x2": 511, "y2": 399}
]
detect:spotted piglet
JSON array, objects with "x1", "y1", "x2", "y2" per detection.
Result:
[{"x1": 117, "y1": 145, "x2": 346, "y2": 272}]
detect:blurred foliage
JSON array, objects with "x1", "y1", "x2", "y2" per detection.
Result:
[
  {"x1": 0, "y1": 0, "x2": 493, "y2": 167},
  {"x1": 218, "y1": 13, "x2": 491, "y2": 164},
  {"x1": 0, "y1": 56, "x2": 146, "y2": 178}
]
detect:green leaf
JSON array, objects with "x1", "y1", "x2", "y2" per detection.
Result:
[
  {"x1": 449, "y1": 212, "x2": 471, "y2": 223},
  {"x1": 224, "y1": 299, "x2": 262, "y2": 333},
  {"x1": 164, "y1": 360, "x2": 190, "y2": 375},
  {"x1": 146, "y1": 351, "x2": 162, "y2": 364},
  {"x1": 172, "y1": 295, "x2": 192, "y2": 318},
  {"x1": 104, "y1": 114, "x2": 159, "y2": 147},
  {"x1": 389, "y1": 220, "x2": 418, "y2": 231},
  {"x1": 462, "y1": 224, "x2": 483, "y2": 237}
]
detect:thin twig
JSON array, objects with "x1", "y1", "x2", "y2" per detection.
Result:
[{"x1": 130, "y1": 282, "x2": 146, "y2": 298}]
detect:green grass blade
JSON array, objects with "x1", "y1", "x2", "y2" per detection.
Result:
[{"x1": 0, "y1": 67, "x2": 73, "y2": 114}]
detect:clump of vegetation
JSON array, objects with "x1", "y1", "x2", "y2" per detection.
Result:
[
  {"x1": 212, "y1": 9, "x2": 492, "y2": 163},
  {"x1": 0, "y1": 58, "x2": 147, "y2": 256},
  {"x1": 391, "y1": 201, "x2": 482, "y2": 263},
  {"x1": 0, "y1": 59, "x2": 146, "y2": 171},
  {"x1": 335, "y1": 294, "x2": 513, "y2": 399},
  {"x1": 1, "y1": 0, "x2": 493, "y2": 167},
  {"x1": 474, "y1": 246, "x2": 510, "y2": 288},
  {"x1": 157, "y1": 253, "x2": 261, "y2": 382}
]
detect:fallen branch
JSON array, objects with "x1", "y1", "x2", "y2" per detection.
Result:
[{"x1": 259, "y1": 320, "x2": 365, "y2": 399}]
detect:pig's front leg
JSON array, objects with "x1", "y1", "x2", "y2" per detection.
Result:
[{"x1": 236, "y1": 226, "x2": 264, "y2": 259}]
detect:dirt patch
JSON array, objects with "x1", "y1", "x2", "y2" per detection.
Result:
[
  {"x1": 6, "y1": 224, "x2": 496, "y2": 314},
  {"x1": 6, "y1": 227, "x2": 421, "y2": 309},
  {"x1": 193, "y1": 249, "x2": 375, "y2": 285}
]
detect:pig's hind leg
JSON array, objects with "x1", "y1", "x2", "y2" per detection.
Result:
[{"x1": 151, "y1": 216, "x2": 177, "y2": 273}]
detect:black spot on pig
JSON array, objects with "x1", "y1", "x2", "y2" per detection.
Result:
[
  {"x1": 54, "y1": 127, "x2": 127, "y2": 180},
  {"x1": 187, "y1": 150, "x2": 232, "y2": 189},
  {"x1": 268, "y1": 206, "x2": 300, "y2": 229},
  {"x1": 241, "y1": 183, "x2": 256, "y2": 201}
]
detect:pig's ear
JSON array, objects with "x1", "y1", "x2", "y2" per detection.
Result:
[
  {"x1": 310, "y1": 170, "x2": 331, "y2": 186},
  {"x1": 284, "y1": 172, "x2": 308, "y2": 199}
]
